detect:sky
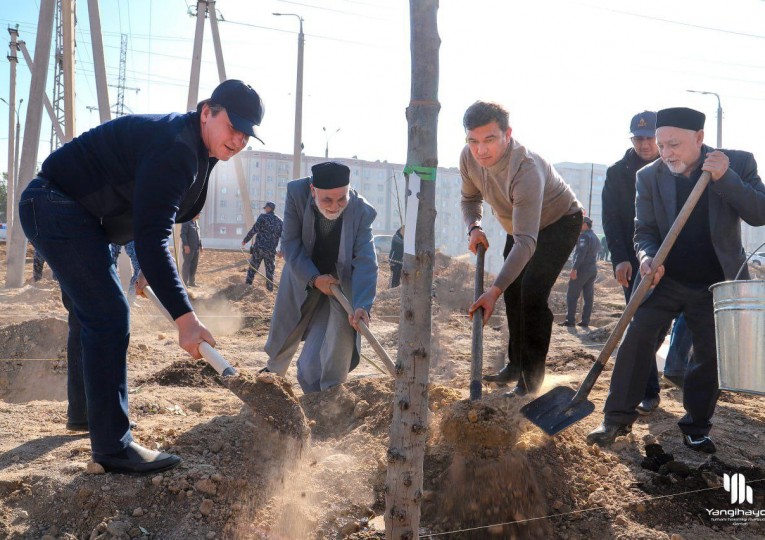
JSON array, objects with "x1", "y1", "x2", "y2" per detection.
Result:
[{"x1": 0, "y1": 0, "x2": 764, "y2": 176}]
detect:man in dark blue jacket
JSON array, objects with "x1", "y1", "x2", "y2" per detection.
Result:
[
  {"x1": 17, "y1": 79, "x2": 264, "y2": 474},
  {"x1": 242, "y1": 202, "x2": 283, "y2": 291}
]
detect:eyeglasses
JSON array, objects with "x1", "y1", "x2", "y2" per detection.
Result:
[{"x1": 631, "y1": 136, "x2": 654, "y2": 144}]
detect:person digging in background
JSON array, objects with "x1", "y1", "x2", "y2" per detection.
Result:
[
  {"x1": 587, "y1": 107, "x2": 765, "y2": 453},
  {"x1": 242, "y1": 201, "x2": 283, "y2": 291},
  {"x1": 560, "y1": 216, "x2": 599, "y2": 328},
  {"x1": 18, "y1": 79, "x2": 265, "y2": 474},
  {"x1": 460, "y1": 101, "x2": 583, "y2": 397},
  {"x1": 263, "y1": 162, "x2": 378, "y2": 393}
]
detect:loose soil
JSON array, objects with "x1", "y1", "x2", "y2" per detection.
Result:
[{"x1": 2, "y1": 242, "x2": 765, "y2": 539}]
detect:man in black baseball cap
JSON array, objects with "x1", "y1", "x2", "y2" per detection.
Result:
[
  {"x1": 17, "y1": 78, "x2": 265, "y2": 474},
  {"x1": 207, "y1": 79, "x2": 265, "y2": 144},
  {"x1": 588, "y1": 106, "x2": 765, "y2": 452}
]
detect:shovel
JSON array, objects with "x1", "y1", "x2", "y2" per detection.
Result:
[
  {"x1": 329, "y1": 284, "x2": 397, "y2": 377},
  {"x1": 470, "y1": 244, "x2": 486, "y2": 401},
  {"x1": 142, "y1": 285, "x2": 309, "y2": 441},
  {"x1": 521, "y1": 171, "x2": 712, "y2": 436}
]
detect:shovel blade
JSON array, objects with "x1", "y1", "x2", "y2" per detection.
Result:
[{"x1": 520, "y1": 386, "x2": 595, "y2": 436}]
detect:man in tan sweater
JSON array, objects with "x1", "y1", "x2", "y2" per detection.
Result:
[{"x1": 461, "y1": 101, "x2": 583, "y2": 396}]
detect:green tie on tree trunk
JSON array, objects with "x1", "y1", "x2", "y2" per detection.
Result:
[{"x1": 384, "y1": 1, "x2": 440, "y2": 538}]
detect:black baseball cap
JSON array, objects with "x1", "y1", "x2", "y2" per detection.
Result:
[{"x1": 210, "y1": 79, "x2": 265, "y2": 144}]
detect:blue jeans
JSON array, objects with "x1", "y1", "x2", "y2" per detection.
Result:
[
  {"x1": 665, "y1": 314, "x2": 692, "y2": 378},
  {"x1": 19, "y1": 178, "x2": 133, "y2": 454}
]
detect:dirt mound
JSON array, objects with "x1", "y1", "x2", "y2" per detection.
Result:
[
  {"x1": 138, "y1": 359, "x2": 222, "y2": 388},
  {"x1": 0, "y1": 317, "x2": 68, "y2": 360},
  {"x1": 422, "y1": 396, "x2": 550, "y2": 538},
  {"x1": 586, "y1": 321, "x2": 618, "y2": 343}
]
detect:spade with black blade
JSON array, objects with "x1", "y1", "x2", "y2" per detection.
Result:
[{"x1": 521, "y1": 171, "x2": 712, "y2": 436}]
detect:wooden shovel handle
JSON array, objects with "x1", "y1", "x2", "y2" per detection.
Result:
[
  {"x1": 329, "y1": 284, "x2": 397, "y2": 377},
  {"x1": 573, "y1": 171, "x2": 712, "y2": 401},
  {"x1": 470, "y1": 244, "x2": 485, "y2": 400},
  {"x1": 143, "y1": 286, "x2": 237, "y2": 377}
]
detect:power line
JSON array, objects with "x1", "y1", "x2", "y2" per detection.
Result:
[
  {"x1": 580, "y1": 2, "x2": 765, "y2": 40},
  {"x1": 275, "y1": 0, "x2": 393, "y2": 21}
]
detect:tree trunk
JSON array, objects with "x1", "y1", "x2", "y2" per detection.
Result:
[{"x1": 385, "y1": 1, "x2": 440, "y2": 538}]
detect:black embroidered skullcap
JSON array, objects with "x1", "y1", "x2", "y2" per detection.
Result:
[
  {"x1": 311, "y1": 162, "x2": 350, "y2": 189},
  {"x1": 656, "y1": 107, "x2": 705, "y2": 131}
]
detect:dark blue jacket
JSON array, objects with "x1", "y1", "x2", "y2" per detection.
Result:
[
  {"x1": 243, "y1": 211, "x2": 283, "y2": 252},
  {"x1": 40, "y1": 112, "x2": 215, "y2": 319}
]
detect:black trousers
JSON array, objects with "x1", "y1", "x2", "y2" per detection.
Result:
[
  {"x1": 502, "y1": 212, "x2": 582, "y2": 392},
  {"x1": 390, "y1": 263, "x2": 402, "y2": 288},
  {"x1": 181, "y1": 248, "x2": 200, "y2": 286},
  {"x1": 604, "y1": 276, "x2": 718, "y2": 436}
]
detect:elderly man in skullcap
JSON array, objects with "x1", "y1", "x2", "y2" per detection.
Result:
[
  {"x1": 263, "y1": 161, "x2": 378, "y2": 393},
  {"x1": 587, "y1": 107, "x2": 765, "y2": 453}
]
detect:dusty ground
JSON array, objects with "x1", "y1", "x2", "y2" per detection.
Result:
[{"x1": 1, "y1": 241, "x2": 765, "y2": 539}]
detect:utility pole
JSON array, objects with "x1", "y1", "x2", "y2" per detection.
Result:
[
  {"x1": 62, "y1": 0, "x2": 75, "y2": 141},
  {"x1": 17, "y1": 40, "x2": 65, "y2": 143},
  {"x1": 385, "y1": 1, "x2": 440, "y2": 537},
  {"x1": 87, "y1": 0, "x2": 110, "y2": 124},
  {"x1": 273, "y1": 12, "x2": 304, "y2": 178},
  {"x1": 5, "y1": 25, "x2": 19, "y2": 249},
  {"x1": 6, "y1": 0, "x2": 56, "y2": 288}
]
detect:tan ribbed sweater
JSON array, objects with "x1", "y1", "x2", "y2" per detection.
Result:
[{"x1": 460, "y1": 138, "x2": 582, "y2": 291}]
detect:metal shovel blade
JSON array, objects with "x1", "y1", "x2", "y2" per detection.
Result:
[{"x1": 520, "y1": 386, "x2": 595, "y2": 436}]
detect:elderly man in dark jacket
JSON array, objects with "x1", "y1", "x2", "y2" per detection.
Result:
[
  {"x1": 17, "y1": 79, "x2": 264, "y2": 473},
  {"x1": 588, "y1": 107, "x2": 765, "y2": 453}
]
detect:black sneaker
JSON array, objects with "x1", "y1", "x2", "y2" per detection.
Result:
[
  {"x1": 577, "y1": 322, "x2": 589, "y2": 327},
  {"x1": 683, "y1": 434, "x2": 716, "y2": 454},
  {"x1": 258, "y1": 367, "x2": 271, "y2": 374},
  {"x1": 559, "y1": 320, "x2": 575, "y2": 327}
]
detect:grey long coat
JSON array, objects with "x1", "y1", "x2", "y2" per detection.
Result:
[
  {"x1": 264, "y1": 177, "x2": 378, "y2": 360},
  {"x1": 635, "y1": 146, "x2": 765, "y2": 281}
]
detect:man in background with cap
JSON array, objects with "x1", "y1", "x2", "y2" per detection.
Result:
[
  {"x1": 17, "y1": 79, "x2": 265, "y2": 473},
  {"x1": 242, "y1": 201, "x2": 283, "y2": 291},
  {"x1": 560, "y1": 216, "x2": 599, "y2": 328},
  {"x1": 602, "y1": 110, "x2": 673, "y2": 416},
  {"x1": 263, "y1": 161, "x2": 378, "y2": 393},
  {"x1": 588, "y1": 107, "x2": 765, "y2": 453}
]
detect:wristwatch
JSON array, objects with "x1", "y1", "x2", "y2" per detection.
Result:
[{"x1": 468, "y1": 224, "x2": 483, "y2": 236}]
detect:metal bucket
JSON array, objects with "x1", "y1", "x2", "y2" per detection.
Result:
[{"x1": 710, "y1": 280, "x2": 765, "y2": 395}]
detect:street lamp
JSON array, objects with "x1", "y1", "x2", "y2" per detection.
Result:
[
  {"x1": 686, "y1": 89, "x2": 722, "y2": 148},
  {"x1": 323, "y1": 127, "x2": 340, "y2": 159},
  {"x1": 274, "y1": 12, "x2": 304, "y2": 178}
]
